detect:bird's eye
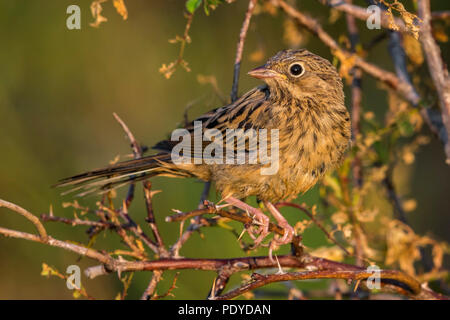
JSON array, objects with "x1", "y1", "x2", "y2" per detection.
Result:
[{"x1": 289, "y1": 63, "x2": 304, "y2": 77}]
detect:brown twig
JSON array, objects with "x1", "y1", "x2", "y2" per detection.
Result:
[
  {"x1": 0, "y1": 199, "x2": 48, "y2": 241},
  {"x1": 344, "y1": 0, "x2": 363, "y2": 189},
  {"x1": 151, "y1": 272, "x2": 179, "y2": 300},
  {"x1": 140, "y1": 270, "x2": 163, "y2": 300},
  {"x1": 98, "y1": 203, "x2": 146, "y2": 259},
  {"x1": 230, "y1": 0, "x2": 257, "y2": 102},
  {"x1": 113, "y1": 112, "x2": 142, "y2": 157},
  {"x1": 112, "y1": 113, "x2": 170, "y2": 302},
  {"x1": 214, "y1": 269, "x2": 422, "y2": 300},
  {"x1": 1, "y1": 197, "x2": 447, "y2": 300},
  {"x1": 208, "y1": 266, "x2": 235, "y2": 299},
  {"x1": 166, "y1": 204, "x2": 286, "y2": 237},
  {"x1": 40, "y1": 213, "x2": 117, "y2": 229},
  {"x1": 113, "y1": 113, "x2": 167, "y2": 255},
  {"x1": 159, "y1": 13, "x2": 194, "y2": 78},
  {"x1": 317, "y1": 0, "x2": 408, "y2": 33},
  {"x1": 0, "y1": 225, "x2": 111, "y2": 265},
  {"x1": 144, "y1": 181, "x2": 166, "y2": 253}
]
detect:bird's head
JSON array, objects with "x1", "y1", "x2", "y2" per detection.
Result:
[{"x1": 248, "y1": 49, "x2": 344, "y2": 105}]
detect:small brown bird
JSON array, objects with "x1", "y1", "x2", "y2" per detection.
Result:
[{"x1": 58, "y1": 49, "x2": 351, "y2": 249}]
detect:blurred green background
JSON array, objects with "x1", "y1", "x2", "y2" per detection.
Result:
[{"x1": 0, "y1": 0, "x2": 449, "y2": 299}]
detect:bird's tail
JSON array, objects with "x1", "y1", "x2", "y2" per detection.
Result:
[{"x1": 55, "y1": 153, "x2": 189, "y2": 197}]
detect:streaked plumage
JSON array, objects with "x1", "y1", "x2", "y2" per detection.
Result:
[{"x1": 58, "y1": 48, "x2": 351, "y2": 206}]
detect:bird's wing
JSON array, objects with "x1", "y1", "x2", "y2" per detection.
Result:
[
  {"x1": 56, "y1": 86, "x2": 272, "y2": 196},
  {"x1": 152, "y1": 85, "x2": 272, "y2": 161},
  {"x1": 202, "y1": 85, "x2": 269, "y2": 132}
]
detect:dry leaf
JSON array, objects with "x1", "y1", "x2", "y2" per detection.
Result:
[
  {"x1": 386, "y1": 220, "x2": 421, "y2": 275},
  {"x1": 113, "y1": 0, "x2": 128, "y2": 20},
  {"x1": 90, "y1": 0, "x2": 108, "y2": 28}
]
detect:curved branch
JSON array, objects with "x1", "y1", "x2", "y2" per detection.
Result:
[
  {"x1": 1, "y1": 198, "x2": 447, "y2": 300},
  {"x1": 0, "y1": 226, "x2": 111, "y2": 265},
  {"x1": 0, "y1": 199, "x2": 48, "y2": 240},
  {"x1": 215, "y1": 269, "x2": 423, "y2": 300},
  {"x1": 317, "y1": 0, "x2": 408, "y2": 32}
]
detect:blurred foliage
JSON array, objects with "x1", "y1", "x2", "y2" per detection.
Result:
[{"x1": 0, "y1": 0, "x2": 449, "y2": 299}]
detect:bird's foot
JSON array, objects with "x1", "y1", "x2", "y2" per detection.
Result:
[
  {"x1": 264, "y1": 201, "x2": 295, "y2": 262},
  {"x1": 224, "y1": 196, "x2": 270, "y2": 247},
  {"x1": 274, "y1": 221, "x2": 295, "y2": 245},
  {"x1": 265, "y1": 202, "x2": 295, "y2": 245}
]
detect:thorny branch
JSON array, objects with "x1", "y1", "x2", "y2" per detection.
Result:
[
  {"x1": 1, "y1": 105, "x2": 446, "y2": 299},
  {"x1": 1, "y1": 104, "x2": 449, "y2": 299},
  {"x1": 0, "y1": 191, "x2": 447, "y2": 299}
]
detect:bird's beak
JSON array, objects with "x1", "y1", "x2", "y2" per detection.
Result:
[{"x1": 247, "y1": 65, "x2": 281, "y2": 79}]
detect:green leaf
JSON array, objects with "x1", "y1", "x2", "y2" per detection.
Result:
[{"x1": 186, "y1": 0, "x2": 202, "y2": 13}]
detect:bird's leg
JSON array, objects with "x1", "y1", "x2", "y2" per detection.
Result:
[
  {"x1": 224, "y1": 196, "x2": 270, "y2": 246},
  {"x1": 264, "y1": 202, "x2": 295, "y2": 245}
]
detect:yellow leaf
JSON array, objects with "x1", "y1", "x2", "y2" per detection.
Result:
[
  {"x1": 135, "y1": 239, "x2": 145, "y2": 252},
  {"x1": 41, "y1": 263, "x2": 51, "y2": 277},
  {"x1": 385, "y1": 220, "x2": 421, "y2": 275},
  {"x1": 113, "y1": 0, "x2": 128, "y2": 20},
  {"x1": 90, "y1": 0, "x2": 108, "y2": 28}
]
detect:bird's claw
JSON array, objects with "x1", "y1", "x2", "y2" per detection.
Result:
[
  {"x1": 274, "y1": 222, "x2": 295, "y2": 246},
  {"x1": 247, "y1": 211, "x2": 270, "y2": 247}
]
